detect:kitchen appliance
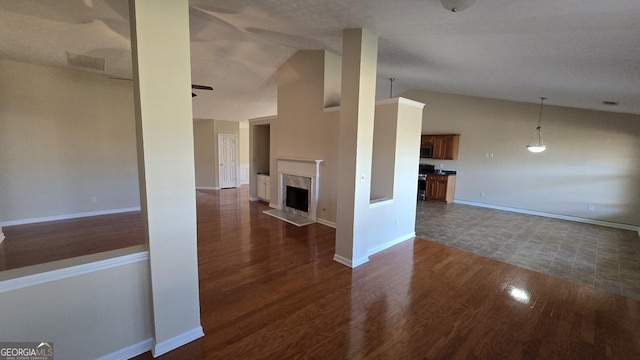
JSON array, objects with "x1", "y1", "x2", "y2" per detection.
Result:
[
  {"x1": 417, "y1": 164, "x2": 434, "y2": 200},
  {"x1": 420, "y1": 145, "x2": 433, "y2": 158},
  {"x1": 417, "y1": 174, "x2": 427, "y2": 200}
]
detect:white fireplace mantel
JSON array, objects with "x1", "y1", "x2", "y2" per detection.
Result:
[
  {"x1": 275, "y1": 157, "x2": 323, "y2": 222},
  {"x1": 275, "y1": 157, "x2": 323, "y2": 165}
]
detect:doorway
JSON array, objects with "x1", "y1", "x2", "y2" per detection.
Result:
[{"x1": 218, "y1": 133, "x2": 238, "y2": 189}]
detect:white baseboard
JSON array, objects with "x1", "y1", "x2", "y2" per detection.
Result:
[
  {"x1": 269, "y1": 203, "x2": 278, "y2": 209},
  {"x1": 316, "y1": 218, "x2": 336, "y2": 228},
  {"x1": 96, "y1": 338, "x2": 152, "y2": 360},
  {"x1": 152, "y1": 326, "x2": 204, "y2": 357},
  {"x1": 454, "y1": 200, "x2": 640, "y2": 233},
  {"x1": 333, "y1": 254, "x2": 369, "y2": 268},
  {"x1": 2, "y1": 207, "x2": 141, "y2": 227},
  {"x1": 196, "y1": 186, "x2": 219, "y2": 190},
  {"x1": 367, "y1": 232, "x2": 415, "y2": 257},
  {"x1": 248, "y1": 196, "x2": 260, "y2": 201}
]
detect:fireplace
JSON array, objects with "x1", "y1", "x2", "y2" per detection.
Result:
[
  {"x1": 263, "y1": 157, "x2": 322, "y2": 226},
  {"x1": 286, "y1": 186, "x2": 309, "y2": 213}
]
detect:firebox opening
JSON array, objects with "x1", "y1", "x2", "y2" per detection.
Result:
[{"x1": 286, "y1": 186, "x2": 309, "y2": 213}]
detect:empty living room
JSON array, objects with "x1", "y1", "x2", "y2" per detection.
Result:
[{"x1": 1, "y1": 1, "x2": 639, "y2": 359}]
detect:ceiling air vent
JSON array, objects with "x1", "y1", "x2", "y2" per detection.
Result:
[
  {"x1": 66, "y1": 52, "x2": 105, "y2": 71},
  {"x1": 601, "y1": 100, "x2": 619, "y2": 106}
]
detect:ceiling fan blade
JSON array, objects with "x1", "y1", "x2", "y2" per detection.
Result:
[
  {"x1": 108, "y1": 78, "x2": 207, "y2": 97},
  {"x1": 191, "y1": 84, "x2": 213, "y2": 91}
]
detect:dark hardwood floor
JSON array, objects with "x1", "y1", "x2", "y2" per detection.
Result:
[
  {"x1": 0, "y1": 211, "x2": 144, "y2": 271},
  {"x1": 137, "y1": 187, "x2": 640, "y2": 359},
  {"x1": 2, "y1": 186, "x2": 639, "y2": 358}
]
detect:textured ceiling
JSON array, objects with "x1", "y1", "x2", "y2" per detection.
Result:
[{"x1": 1, "y1": 0, "x2": 639, "y2": 120}]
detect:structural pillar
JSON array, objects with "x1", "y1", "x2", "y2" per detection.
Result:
[
  {"x1": 334, "y1": 29, "x2": 378, "y2": 267},
  {"x1": 129, "y1": 0, "x2": 203, "y2": 356}
]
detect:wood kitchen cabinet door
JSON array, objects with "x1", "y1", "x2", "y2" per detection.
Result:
[
  {"x1": 421, "y1": 134, "x2": 459, "y2": 159},
  {"x1": 426, "y1": 177, "x2": 439, "y2": 200},
  {"x1": 432, "y1": 135, "x2": 459, "y2": 160},
  {"x1": 426, "y1": 175, "x2": 456, "y2": 203},
  {"x1": 422, "y1": 135, "x2": 435, "y2": 146}
]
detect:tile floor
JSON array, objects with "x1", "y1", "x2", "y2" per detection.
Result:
[{"x1": 415, "y1": 200, "x2": 640, "y2": 301}]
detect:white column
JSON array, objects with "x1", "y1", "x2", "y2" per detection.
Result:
[
  {"x1": 129, "y1": 0, "x2": 203, "y2": 356},
  {"x1": 334, "y1": 29, "x2": 378, "y2": 267}
]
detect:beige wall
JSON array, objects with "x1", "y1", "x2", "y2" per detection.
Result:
[
  {"x1": 253, "y1": 124, "x2": 271, "y2": 174},
  {"x1": 129, "y1": 0, "x2": 202, "y2": 352},
  {"x1": 193, "y1": 120, "x2": 216, "y2": 188},
  {"x1": 403, "y1": 89, "x2": 640, "y2": 226},
  {"x1": 0, "y1": 249, "x2": 152, "y2": 359},
  {"x1": 275, "y1": 51, "x2": 341, "y2": 222},
  {"x1": 193, "y1": 119, "x2": 239, "y2": 189},
  {"x1": 0, "y1": 58, "x2": 139, "y2": 223},
  {"x1": 371, "y1": 103, "x2": 397, "y2": 200},
  {"x1": 239, "y1": 121, "x2": 250, "y2": 165},
  {"x1": 367, "y1": 98, "x2": 424, "y2": 252}
]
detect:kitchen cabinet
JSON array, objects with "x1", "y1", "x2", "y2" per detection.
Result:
[
  {"x1": 257, "y1": 174, "x2": 270, "y2": 201},
  {"x1": 422, "y1": 135, "x2": 435, "y2": 146},
  {"x1": 426, "y1": 175, "x2": 456, "y2": 203},
  {"x1": 421, "y1": 134, "x2": 460, "y2": 160}
]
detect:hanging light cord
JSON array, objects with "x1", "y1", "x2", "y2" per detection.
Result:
[
  {"x1": 536, "y1": 97, "x2": 547, "y2": 130},
  {"x1": 389, "y1": 78, "x2": 395, "y2": 98}
]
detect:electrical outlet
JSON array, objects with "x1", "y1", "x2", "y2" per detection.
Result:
[
  {"x1": 588, "y1": 204, "x2": 595, "y2": 211},
  {"x1": 91, "y1": 196, "x2": 97, "y2": 203},
  {"x1": 481, "y1": 192, "x2": 486, "y2": 198}
]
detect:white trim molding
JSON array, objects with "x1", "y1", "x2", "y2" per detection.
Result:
[
  {"x1": 454, "y1": 200, "x2": 640, "y2": 233},
  {"x1": 96, "y1": 338, "x2": 153, "y2": 360},
  {"x1": 0, "y1": 222, "x2": 4, "y2": 244},
  {"x1": 2, "y1": 207, "x2": 141, "y2": 227},
  {"x1": 0, "y1": 251, "x2": 149, "y2": 293},
  {"x1": 333, "y1": 254, "x2": 369, "y2": 268},
  {"x1": 196, "y1": 186, "x2": 220, "y2": 191},
  {"x1": 367, "y1": 233, "x2": 415, "y2": 257},
  {"x1": 316, "y1": 218, "x2": 336, "y2": 228},
  {"x1": 152, "y1": 326, "x2": 204, "y2": 357}
]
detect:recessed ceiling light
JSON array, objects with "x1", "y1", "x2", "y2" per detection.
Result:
[{"x1": 602, "y1": 101, "x2": 619, "y2": 106}]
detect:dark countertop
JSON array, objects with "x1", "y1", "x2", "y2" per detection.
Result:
[
  {"x1": 257, "y1": 172, "x2": 270, "y2": 176},
  {"x1": 423, "y1": 170, "x2": 457, "y2": 176}
]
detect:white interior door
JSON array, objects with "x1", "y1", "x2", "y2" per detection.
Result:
[{"x1": 218, "y1": 134, "x2": 238, "y2": 189}]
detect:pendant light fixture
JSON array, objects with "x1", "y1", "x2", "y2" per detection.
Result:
[
  {"x1": 526, "y1": 97, "x2": 547, "y2": 153},
  {"x1": 440, "y1": 0, "x2": 476, "y2": 12}
]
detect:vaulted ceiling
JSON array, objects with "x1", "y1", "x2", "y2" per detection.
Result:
[{"x1": 1, "y1": 0, "x2": 639, "y2": 120}]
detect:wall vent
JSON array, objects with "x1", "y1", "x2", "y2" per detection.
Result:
[
  {"x1": 66, "y1": 52, "x2": 105, "y2": 71},
  {"x1": 601, "y1": 101, "x2": 619, "y2": 106}
]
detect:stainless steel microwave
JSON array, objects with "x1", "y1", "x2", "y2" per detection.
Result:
[{"x1": 420, "y1": 145, "x2": 433, "y2": 158}]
